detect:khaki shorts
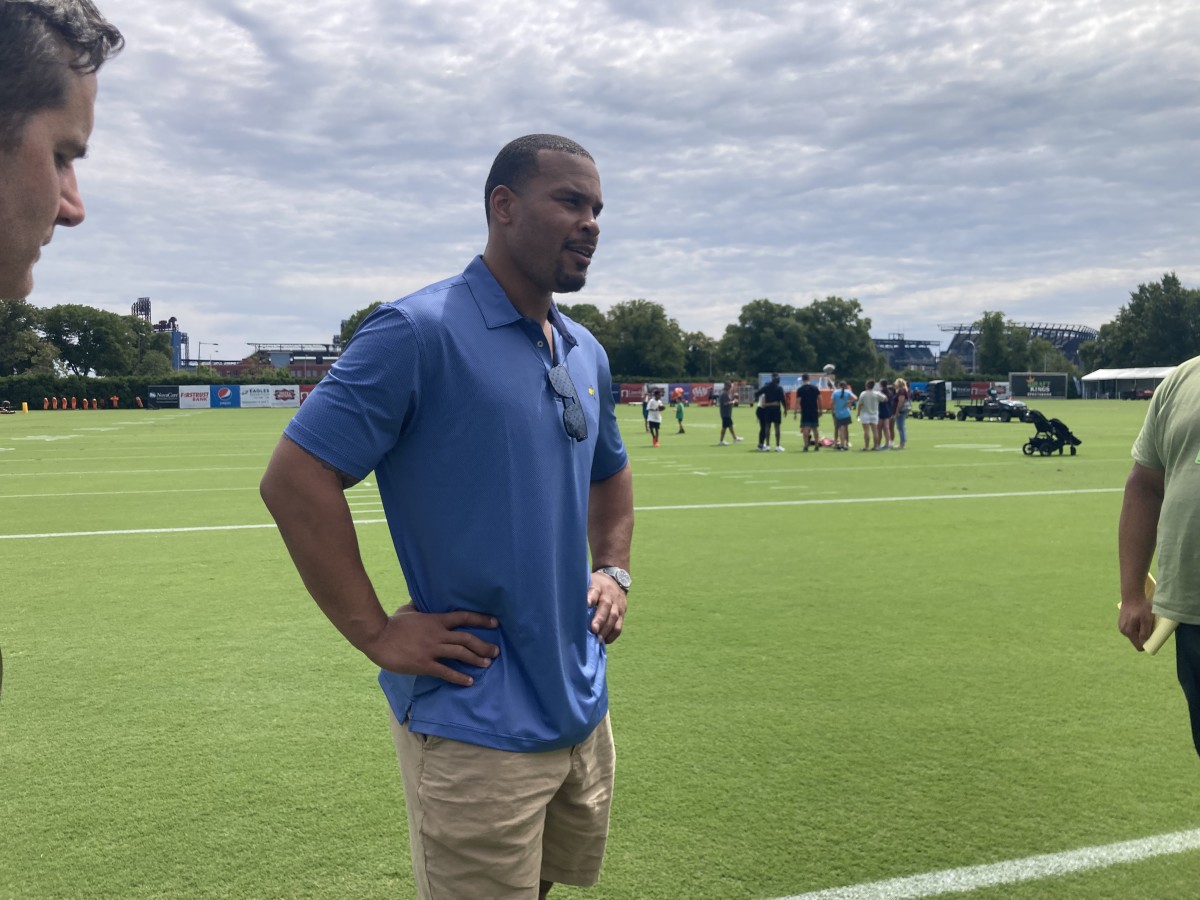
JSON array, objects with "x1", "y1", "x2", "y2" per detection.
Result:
[{"x1": 388, "y1": 710, "x2": 615, "y2": 899}]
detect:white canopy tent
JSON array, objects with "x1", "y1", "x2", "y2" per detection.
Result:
[{"x1": 1080, "y1": 366, "x2": 1176, "y2": 399}]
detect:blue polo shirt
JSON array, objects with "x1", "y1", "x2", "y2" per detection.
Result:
[{"x1": 284, "y1": 256, "x2": 628, "y2": 752}]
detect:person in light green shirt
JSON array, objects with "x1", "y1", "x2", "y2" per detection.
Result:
[{"x1": 1119, "y1": 354, "x2": 1200, "y2": 756}]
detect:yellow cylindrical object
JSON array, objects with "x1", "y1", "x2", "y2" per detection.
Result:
[{"x1": 21, "y1": 402, "x2": 28, "y2": 413}]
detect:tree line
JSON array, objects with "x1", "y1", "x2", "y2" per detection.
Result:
[
  {"x1": 5, "y1": 273, "x2": 1196, "y2": 382},
  {"x1": 1, "y1": 299, "x2": 174, "y2": 377}
]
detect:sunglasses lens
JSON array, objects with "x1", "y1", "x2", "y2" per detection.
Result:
[
  {"x1": 563, "y1": 403, "x2": 587, "y2": 441},
  {"x1": 548, "y1": 365, "x2": 576, "y2": 399},
  {"x1": 547, "y1": 364, "x2": 587, "y2": 442}
]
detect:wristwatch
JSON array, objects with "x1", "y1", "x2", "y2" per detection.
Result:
[{"x1": 594, "y1": 566, "x2": 632, "y2": 593}]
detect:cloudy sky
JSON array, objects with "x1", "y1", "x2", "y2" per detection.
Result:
[{"x1": 30, "y1": 0, "x2": 1200, "y2": 362}]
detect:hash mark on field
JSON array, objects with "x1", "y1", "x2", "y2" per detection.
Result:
[{"x1": 777, "y1": 827, "x2": 1200, "y2": 899}]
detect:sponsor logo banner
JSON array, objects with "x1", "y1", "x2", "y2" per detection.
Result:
[
  {"x1": 270, "y1": 385, "x2": 300, "y2": 408},
  {"x1": 620, "y1": 383, "x2": 645, "y2": 403},
  {"x1": 179, "y1": 387, "x2": 212, "y2": 409},
  {"x1": 147, "y1": 385, "x2": 180, "y2": 409},
  {"x1": 240, "y1": 385, "x2": 272, "y2": 408},
  {"x1": 1010, "y1": 372, "x2": 1067, "y2": 399},
  {"x1": 668, "y1": 383, "x2": 693, "y2": 403},
  {"x1": 690, "y1": 383, "x2": 713, "y2": 405},
  {"x1": 951, "y1": 381, "x2": 1010, "y2": 400},
  {"x1": 299, "y1": 384, "x2": 319, "y2": 404},
  {"x1": 210, "y1": 385, "x2": 240, "y2": 408}
]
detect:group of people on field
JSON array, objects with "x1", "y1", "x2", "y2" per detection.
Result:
[{"x1": 828, "y1": 377, "x2": 912, "y2": 452}]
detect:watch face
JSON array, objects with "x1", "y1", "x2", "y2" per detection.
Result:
[{"x1": 602, "y1": 567, "x2": 631, "y2": 590}]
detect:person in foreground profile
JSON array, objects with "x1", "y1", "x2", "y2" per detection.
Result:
[
  {"x1": 0, "y1": 0, "x2": 123, "y2": 698},
  {"x1": 0, "y1": 0, "x2": 123, "y2": 300},
  {"x1": 261, "y1": 134, "x2": 634, "y2": 899},
  {"x1": 1118, "y1": 354, "x2": 1200, "y2": 758}
]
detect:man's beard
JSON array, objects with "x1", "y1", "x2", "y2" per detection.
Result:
[{"x1": 553, "y1": 263, "x2": 587, "y2": 294}]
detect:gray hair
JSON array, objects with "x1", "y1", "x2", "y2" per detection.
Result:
[{"x1": 0, "y1": 0, "x2": 124, "y2": 151}]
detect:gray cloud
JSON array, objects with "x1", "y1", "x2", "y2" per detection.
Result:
[{"x1": 28, "y1": 0, "x2": 1200, "y2": 360}]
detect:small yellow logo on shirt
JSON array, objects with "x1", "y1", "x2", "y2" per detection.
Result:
[{"x1": 588, "y1": 386, "x2": 596, "y2": 397}]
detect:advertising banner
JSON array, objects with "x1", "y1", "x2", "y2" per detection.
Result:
[
  {"x1": 270, "y1": 385, "x2": 300, "y2": 408},
  {"x1": 619, "y1": 383, "x2": 645, "y2": 404},
  {"x1": 147, "y1": 385, "x2": 179, "y2": 409},
  {"x1": 950, "y1": 381, "x2": 1010, "y2": 400},
  {"x1": 668, "y1": 383, "x2": 692, "y2": 403},
  {"x1": 689, "y1": 383, "x2": 714, "y2": 406},
  {"x1": 210, "y1": 385, "x2": 240, "y2": 408},
  {"x1": 179, "y1": 387, "x2": 212, "y2": 409},
  {"x1": 299, "y1": 384, "x2": 319, "y2": 404},
  {"x1": 240, "y1": 385, "x2": 272, "y2": 408},
  {"x1": 1009, "y1": 372, "x2": 1068, "y2": 399}
]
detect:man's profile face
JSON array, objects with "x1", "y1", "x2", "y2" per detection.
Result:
[
  {"x1": 504, "y1": 150, "x2": 603, "y2": 297},
  {"x1": 0, "y1": 66, "x2": 96, "y2": 298}
]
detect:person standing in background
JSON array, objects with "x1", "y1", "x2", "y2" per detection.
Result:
[
  {"x1": 794, "y1": 373, "x2": 822, "y2": 451},
  {"x1": 647, "y1": 386, "x2": 665, "y2": 447},
  {"x1": 857, "y1": 380, "x2": 882, "y2": 451},
  {"x1": 754, "y1": 373, "x2": 787, "y2": 452},
  {"x1": 717, "y1": 382, "x2": 743, "y2": 446},
  {"x1": 893, "y1": 378, "x2": 911, "y2": 450},
  {"x1": 831, "y1": 381, "x2": 856, "y2": 451}
]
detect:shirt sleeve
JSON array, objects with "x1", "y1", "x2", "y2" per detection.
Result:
[
  {"x1": 590, "y1": 343, "x2": 628, "y2": 482},
  {"x1": 284, "y1": 305, "x2": 421, "y2": 479},
  {"x1": 1131, "y1": 386, "x2": 1164, "y2": 470}
]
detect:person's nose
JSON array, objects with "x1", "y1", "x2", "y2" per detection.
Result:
[{"x1": 56, "y1": 167, "x2": 86, "y2": 228}]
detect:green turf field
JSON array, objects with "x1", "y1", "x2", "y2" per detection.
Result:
[{"x1": 2, "y1": 399, "x2": 1199, "y2": 899}]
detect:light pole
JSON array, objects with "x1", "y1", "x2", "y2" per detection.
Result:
[
  {"x1": 962, "y1": 339, "x2": 976, "y2": 374},
  {"x1": 196, "y1": 341, "x2": 218, "y2": 372}
]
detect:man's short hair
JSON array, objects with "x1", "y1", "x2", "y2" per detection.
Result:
[
  {"x1": 484, "y1": 134, "x2": 593, "y2": 224},
  {"x1": 0, "y1": 0, "x2": 124, "y2": 151}
]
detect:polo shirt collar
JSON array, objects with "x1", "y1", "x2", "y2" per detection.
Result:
[{"x1": 463, "y1": 255, "x2": 579, "y2": 351}]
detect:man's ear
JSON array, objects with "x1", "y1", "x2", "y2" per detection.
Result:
[{"x1": 489, "y1": 185, "x2": 517, "y2": 225}]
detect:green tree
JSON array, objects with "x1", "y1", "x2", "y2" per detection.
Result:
[
  {"x1": 974, "y1": 311, "x2": 1030, "y2": 376},
  {"x1": 339, "y1": 301, "x2": 383, "y2": 347},
  {"x1": 1026, "y1": 336, "x2": 1072, "y2": 375},
  {"x1": 40, "y1": 304, "x2": 145, "y2": 376},
  {"x1": 722, "y1": 299, "x2": 812, "y2": 376},
  {"x1": 795, "y1": 296, "x2": 877, "y2": 377},
  {"x1": 683, "y1": 332, "x2": 718, "y2": 379},
  {"x1": 937, "y1": 353, "x2": 965, "y2": 379},
  {"x1": 603, "y1": 299, "x2": 684, "y2": 376},
  {"x1": 128, "y1": 318, "x2": 174, "y2": 375},
  {"x1": 1082, "y1": 273, "x2": 1200, "y2": 368},
  {"x1": 0, "y1": 299, "x2": 58, "y2": 375},
  {"x1": 557, "y1": 302, "x2": 607, "y2": 345}
]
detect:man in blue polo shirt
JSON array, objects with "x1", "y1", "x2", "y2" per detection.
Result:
[{"x1": 261, "y1": 134, "x2": 634, "y2": 899}]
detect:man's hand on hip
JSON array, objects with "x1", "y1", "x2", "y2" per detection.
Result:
[{"x1": 365, "y1": 604, "x2": 500, "y2": 686}]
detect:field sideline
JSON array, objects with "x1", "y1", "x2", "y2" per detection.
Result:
[{"x1": 3, "y1": 400, "x2": 1199, "y2": 899}]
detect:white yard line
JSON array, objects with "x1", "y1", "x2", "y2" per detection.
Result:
[
  {"x1": 777, "y1": 827, "x2": 1200, "y2": 900},
  {"x1": 0, "y1": 489, "x2": 1120, "y2": 540}
]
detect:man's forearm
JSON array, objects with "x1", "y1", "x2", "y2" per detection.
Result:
[
  {"x1": 1118, "y1": 464, "x2": 1164, "y2": 603},
  {"x1": 261, "y1": 437, "x2": 388, "y2": 653},
  {"x1": 589, "y1": 463, "x2": 634, "y2": 569}
]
